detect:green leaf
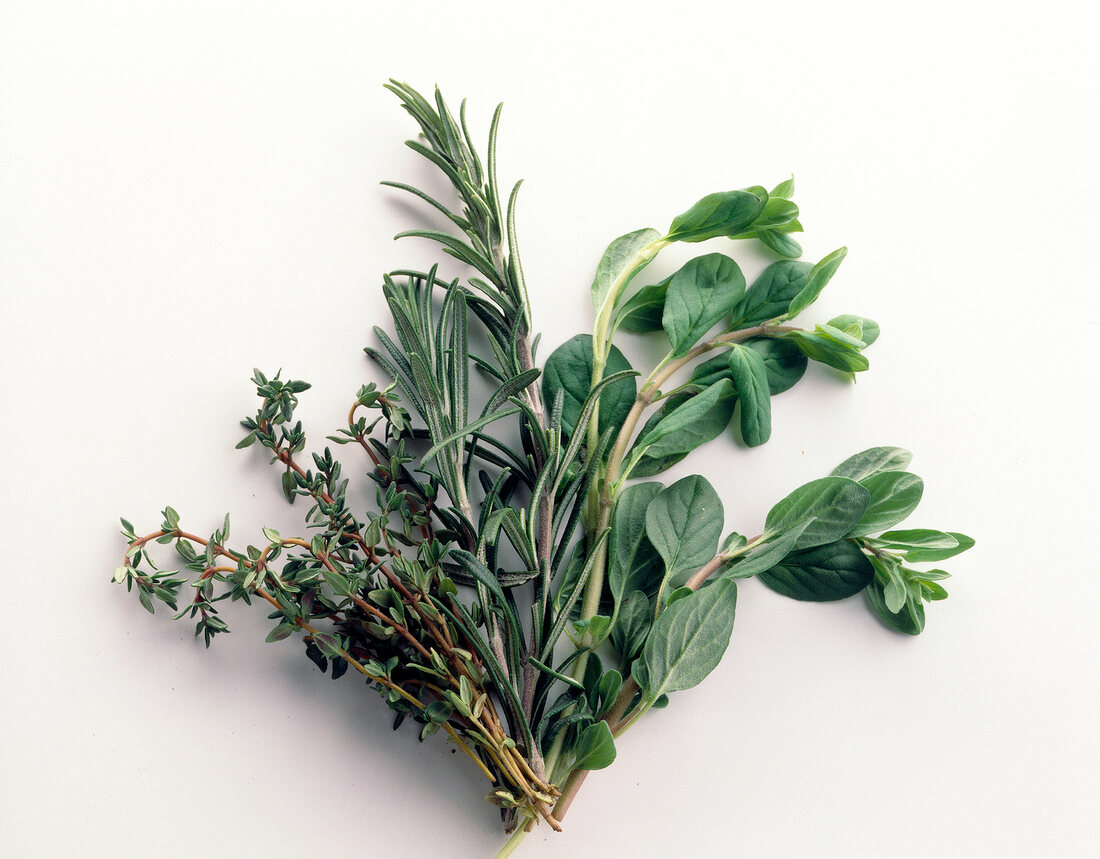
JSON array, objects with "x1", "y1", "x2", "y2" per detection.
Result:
[
  {"x1": 265, "y1": 622, "x2": 296, "y2": 643},
  {"x1": 645, "y1": 475, "x2": 724, "y2": 594},
  {"x1": 629, "y1": 380, "x2": 737, "y2": 470},
  {"x1": 828, "y1": 314, "x2": 880, "y2": 346},
  {"x1": 866, "y1": 575, "x2": 925, "y2": 635},
  {"x1": 849, "y1": 471, "x2": 924, "y2": 537},
  {"x1": 633, "y1": 577, "x2": 738, "y2": 700},
  {"x1": 727, "y1": 344, "x2": 771, "y2": 447},
  {"x1": 786, "y1": 247, "x2": 848, "y2": 318},
  {"x1": 591, "y1": 228, "x2": 662, "y2": 314},
  {"x1": 610, "y1": 590, "x2": 652, "y2": 662},
  {"x1": 281, "y1": 470, "x2": 297, "y2": 503},
  {"x1": 729, "y1": 260, "x2": 813, "y2": 329},
  {"x1": 756, "y1": 229, "x2": 802, "y2": 258},
  {"x1": 572, "y1": 720, "x2": 617, "y2": 771},
  {"x1": 871, "y1": 529, "x2": 960, "y2": 554},
  {"x1": 831, "y1": 446, "x2": 913, "y2": 481},
  {"x1": 780, "y1": 328, "x2": 869, "y2": 373},
  {"x1": 770, "y1": 176, "x2": 795, "y2": 199},
  {"x1": 542, "y1": 334, "x2": 637, "y2": 437},
  {"x1": 662, "y1": 254, "x2": 746, "y2": 357},
  {"x1": 689, "y1": 338, "x2": 807, "y2": 397},
  {"x1": 608, "y1": 483, "x2": 665, "y2": 610},
  {"x1": 666, "y1": 188, "x2": 767, "y2": 243},
  {"x1": 721, "y1": 522, "x2": 810, "y2": 579},
  {"x1": 764, "y1": 476, "x2": 870, "y2": 550},
  {"x1": 759, "y1": 539, "x2": 874, "y2": 601},
  {"x1": 616, "y1": 279, "x2": 669, "y2": 333},
  {"x1": 900, "y1": 532, "x2": 975, "y2": 563}
]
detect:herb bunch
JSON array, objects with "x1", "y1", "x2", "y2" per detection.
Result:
[{"x1": 114, "y1": 82, "x2": 972, "y2": 856}]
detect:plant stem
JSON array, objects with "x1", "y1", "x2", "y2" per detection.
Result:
[{"x1": 495, "y1": 821, "x2": 532, "y2": 859}]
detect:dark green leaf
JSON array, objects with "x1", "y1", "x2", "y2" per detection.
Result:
[
  {"x1": 688, "y1": 338, "x2": 807, "y2": 397},
  {"x1": 849, "y1": 471, "x2": 924, "y2": 537},
  {"x1": 645, "y1": 475, "x2": 724, "y2": 594},
  {"x1": 729, "y1": 260, "x2": 813, "y2": 329},
  {"x1": 572, "y1": 720, "x2": 617, "y2": 771},
  {"x1": 721, "y1": 522, "x2": 810, "y2": 579},
  {"x1": 786, "y1": 247, "x2": 848, "y2": 318},
  {"x1": 662, "y1": 254, "x2": 746, "y2": 357},
  {"x1": 610, "y1": 590, "x2": 652, "y2": 662},
  {"x1": 616, "y1": 279, "x2": 669, "y2": 333},
  {"x1": 666, "y1": 188, "x2": 767, "y2": 243},
  {"x1": 542, "y1": 334, "x2": 637, "y2": 437},
  {"x1": 756, "y1": 229, "x2": 803, "y2": 258},
  {"x1": 867, "y1": 578, "x2": 925, "y2": 635},
  {"x1": 633, "y1": 578, "x2": 738, "y2": 701},
  {"x1": 608, "y1": 483, "x2": 665, "y2": 609},
  {"x1": 629, "y1": 380, "x2": 737, "y2": 470},
  {"x1": 831, "y1": 446, "x2": 913, "y2": 481},
  {"x1": 765, "y1": 476, "x2": 871, "y2": 550},
  {"x1": 727, "y1": 344, "x2": 771, "y2": 447},
  {"x1": 759, "y1": 539, "x2": 874, "y2": 601}
]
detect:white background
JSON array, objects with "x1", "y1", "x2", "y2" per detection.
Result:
[{"x1": 3, "y1": 2, "x2": 1097, "y2": 857}]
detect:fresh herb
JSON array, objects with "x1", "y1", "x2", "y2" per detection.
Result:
[{"x1": 113, "y1": 82, "x2": 971, "y2": 856}]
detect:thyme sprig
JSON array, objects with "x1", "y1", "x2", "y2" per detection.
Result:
[{"x1": 114, "y1": 82, "x2": 971, "y2": 854}]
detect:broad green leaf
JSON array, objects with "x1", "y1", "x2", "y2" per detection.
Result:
[
  {"x1": 608, "y1": 483, "x2": 665, "y2": 609},
  {"x1": 866, "y1": 577, "x2": 925, "y2": 635},
  {"x1": 727, "y1": 344, "x2": 771, "y2": 447},
  {"x1": 759, "y1": 539, "x2": 874, "y2": 601},
  {"x1": 749, "y1": 196, "x2": 799, "y2": 230},
  {"x1": 542, "y1": 334, "x2": 637, "y2": 437},
  {"x1": 663, "y1": 254, "x2": 746, "y2": 357},
  {"x1": 666, "y1": 188, "x2": 767, "y2": 243},
  {"x1": 756, "y1": 229, "x2": 802, "y2": 258},
  {"x1": 765, "y1": 476, "x2": 871, "y2": 550},
  {"x1": 902, "y1": 532, "x2": 975, "y2": 563},
  {"x1": 633, "y1": 578, "x2": 738, "y2": 700},
  {"x1": 721, "y1": 522, "x2": 810, "y2": 579},
  {"x1": 572, "y1": 720, "x2": 617, "y2": 771},
  {"x1": 629, "y1": 380, "x2": 736, "y2": 471},
  {"x1": 770, "y1": 176, "x2": 795, "y2": 198},
  {"x1": 871, "y1": 529, "x2": 960, "y2": 554},
  {"x1": 646, "y1": 475, "x2": 724, "y2": 594},
  {"x1": 780, "y1": 328, "x2": 869, "y2": 373},
  {"x1": 849, "y1": 471, "x2": 924, "y2": 537},
  {"x1": 828, "y1": 314, "x2": 880, "y2": 346},
  {"x1": 610, "y1": 590, "x2": 652, "y2": 662},
  {"x1": 728, "y1": 260, "x2": 813, "y2": 329},
  {"x1": 591, "y1": 228, "x2": 662, "y2": 314},
  {"x1": 786, "y1": 247, "x2": 848, "y2": 318},
  {"x1": 832, "y1": 446, "x2": 913, "y2": 481},
  {"x1": 616, "y1": 278, "x2": 669, "y2": 333},
  {"x1": 689, "y1": 338, "x2": 807, "y2": 396}
]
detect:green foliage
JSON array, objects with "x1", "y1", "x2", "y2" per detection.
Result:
[
  {"x1": 543, "y1": 334, "x2": 637, "y2": 437},
  {"x1": 662, "y1": 254, "x2": 746, "y2": 357},
  {"x1": 759, "y1": 540, "x2": 874, "y2": 601},
  {"x1": 645, "y1": 475, "x2": 724, "y2": 596},
  {"x1": 633, "y1": 578, "x2": 738, "y2": 701},
  {"x1": 112, "y1": 82, "x2": 970, "y2": 842}
]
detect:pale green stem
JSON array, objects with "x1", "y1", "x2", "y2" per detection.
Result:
[{"x1": 495, "y1": 821, "x2": 532, "y2": 859}]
